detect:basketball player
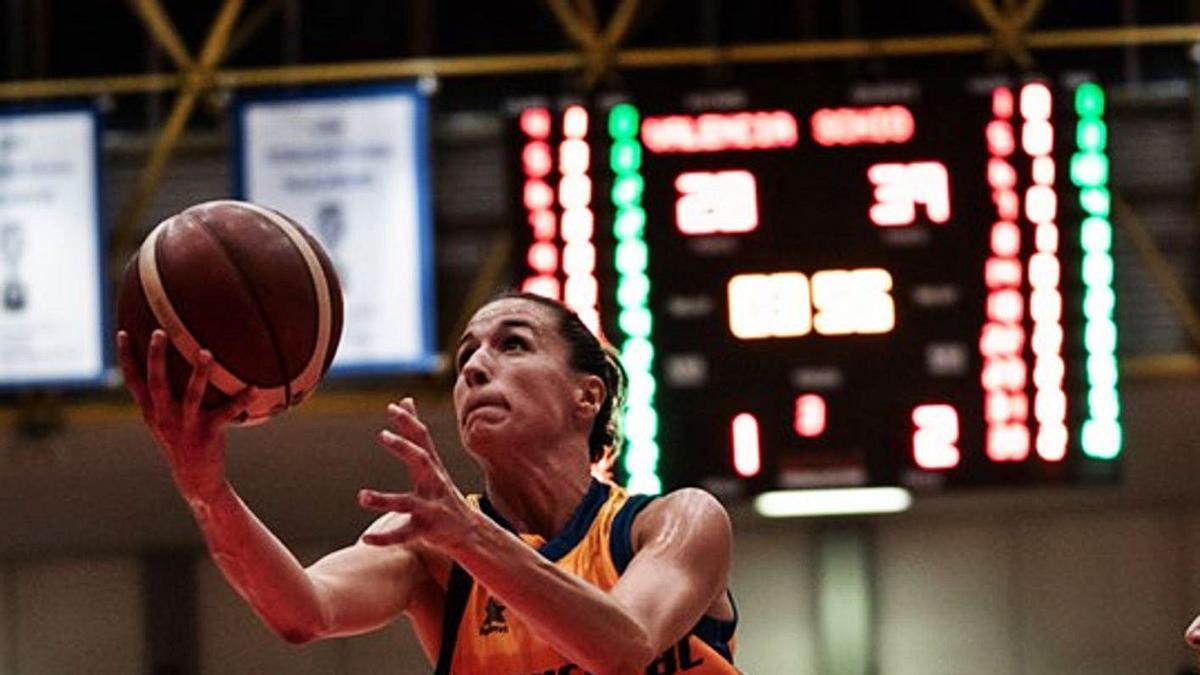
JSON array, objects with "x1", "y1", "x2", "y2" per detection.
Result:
[{"x1": 118, "y1": 292, "x2": 738, "y2": 674}]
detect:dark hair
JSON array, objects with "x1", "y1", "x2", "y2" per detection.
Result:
[{"x1": 489, "y1": 291, "x2": 627, "y2": 464}]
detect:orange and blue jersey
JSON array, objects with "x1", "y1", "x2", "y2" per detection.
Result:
[{"x1": 433, "y1": 479, "x2": 739, "y2": 674}]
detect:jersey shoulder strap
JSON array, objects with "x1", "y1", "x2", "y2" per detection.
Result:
[{"x1": 432, "y1": 562, "x2": 473, "y2": 675}]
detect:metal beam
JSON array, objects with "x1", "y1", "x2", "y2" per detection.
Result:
[
  {"x1": 4, "y1": 23, "x2": 1200, "y2": 100},
  {"x1": 111, "y1": 0, "x2": 245, "y2": 261},
  {"x1": 126, "y1": 0, "x2": 195, "y2": 72}
]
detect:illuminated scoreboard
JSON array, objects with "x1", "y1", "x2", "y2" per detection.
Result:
[{"x1": 509, "y1": 78, "x2": 1120, "y2": 497}]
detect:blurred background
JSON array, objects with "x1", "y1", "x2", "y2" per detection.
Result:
[{"x1": 2, "y1": 1, "x2": 1200, "y2": 673}]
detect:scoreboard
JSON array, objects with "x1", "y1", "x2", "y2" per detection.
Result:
[{"x1": 509, "y1": 76, "x2": 1121, "y2": 498}]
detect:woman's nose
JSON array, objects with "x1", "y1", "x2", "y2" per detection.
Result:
[{"x1": 461, "y1": 351, "x2": 491, "y2": 387}]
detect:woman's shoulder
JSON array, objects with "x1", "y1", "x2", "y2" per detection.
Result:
[{"x1": 629, "y1": 487, "x2": 732, "y2": 552}]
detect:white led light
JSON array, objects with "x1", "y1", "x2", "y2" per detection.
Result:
[{"x1": 754, "y1": 488, "x2": 913, "y2": 518}]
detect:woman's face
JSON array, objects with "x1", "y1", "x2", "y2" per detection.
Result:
[{"x1": 453, "y1": 299, "x2": 597, "y2": 458}]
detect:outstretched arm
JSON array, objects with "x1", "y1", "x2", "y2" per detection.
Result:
[
  {"x1": 360, "y1": 400, "x2": 732, "y2": 674},
  {"x1": 118, "y1": 330, "x2": 427, "y2": 644}
]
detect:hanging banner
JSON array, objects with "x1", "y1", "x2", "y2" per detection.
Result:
[
  {"x1": 235, "y1": 83, "x2": 437, "y2": 374},
  {"x1": 0, "y1": 107, "x2": 106, "y2": 388}
]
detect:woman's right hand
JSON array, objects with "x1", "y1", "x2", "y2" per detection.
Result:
[{"x1": 117, "y1": 328, "x2": 253, "y2": 502}]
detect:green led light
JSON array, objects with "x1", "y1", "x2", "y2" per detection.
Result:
[
  {"x1": 626, "y1": 474, "x2": 663, "y2": 495},
  {"x1": 621, "y1": 335, "x2": 654, "y2": 367},
  {"x1": 1070, "y1": 152, "x2": 1109, "y2": 188},
  {"x1": 1083, "y1": 287, "x2": 1115, "y2": 320},
  {"x1": 1086, "y1": 354, "x2": 1119, "y2": 388},
  {"x1": 625, "y1": 370, "x2": 657, "y2": 405},
  {"x1": 623, "y1": 440, "x2": 661, "y2": 472},
  {"x1": 1088, "y1": 388, "x2": 1121, "y2": 420},
  {"x1": 615, "y1": 240, "x2": 649, "y2": 274},
  {"x1": 612, "y1": 174, "x2": 645, "y2": 205},
  {"x1": 1080, "y1": 186, "x2": 1111, "y2": 216},
  {"x1": 1080, "y1": 216, "x2": 1112, "y2": 253},
  {"x1": 1076, "y1": 119, "x2": 1107, "y2": 152},
  {"x1": 624, "y1": 407, "x2": 660, "y2": 441},
  {"x1": 608, "y1": 104, "x2": 639, "y2": 139},
  {"x1": 1082, "y1": 253, "x2": 1114, "y2": 287},
  {"x1": 611, "y1": 140, "x2": 642, "y2": 174},
  {"x1": 1081, "y1": 418, "x2": 1122, "y2": 459},
  {"x1": 614, "y1": 207, "x2": 646, "y2": 239},
  {"x1": 617, "y1": 273, "x2": 650, "y2": 307},
  {"x1": 1085, "y1": 320, "x2": 1118, "y2": 354},
  {"x1": 619, "y1": 306, "x2": 653, "y2": 338},
  {"x1": 1075, "y1": 82, "x2": 1106, "y2": 118}
]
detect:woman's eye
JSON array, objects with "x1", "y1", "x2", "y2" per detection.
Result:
[
  {"x1": 456, "y1": 348, "x2": 474, "y2": 370},
  {"x1": 502, "y1": 336, "x2": 527, "y2": 351}
]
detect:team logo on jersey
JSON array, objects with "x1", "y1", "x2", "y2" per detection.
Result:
[{"x1": 480, "y1": 598, "x2": 509, "y2": 635}]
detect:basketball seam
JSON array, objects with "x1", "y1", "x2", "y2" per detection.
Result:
[{"x1": 185, "y1": 210, "x2": 298, "y2": 406}]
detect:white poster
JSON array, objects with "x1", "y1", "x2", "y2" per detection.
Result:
[
  {"x1": 0, "y1": 109, "x2": 105, "y2": 387},
  {"x1": 237, "y1": 84, "x2": 437, "y2": 374}
]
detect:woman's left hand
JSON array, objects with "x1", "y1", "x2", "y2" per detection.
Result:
[{"x1": 358, "y1": 398, "x2": 478, "y2": 551}]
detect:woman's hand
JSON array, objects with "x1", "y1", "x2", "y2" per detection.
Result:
[
  {"x1": 1186, "y1": 614, "x2": 1200, "y2": 651},
  {"x1": 117, "y1": 329, "x2": 253, "y2": 502},
  {"x1": 358, "y1": 398, "x2": 478, "y2": 551}
]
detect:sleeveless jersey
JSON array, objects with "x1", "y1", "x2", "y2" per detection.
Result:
[{"x1": 433, "y1": 479, "x2": 739, "y2": 675}]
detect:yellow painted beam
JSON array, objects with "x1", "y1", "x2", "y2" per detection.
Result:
[{"x1": 3, "y1": 24, "x2": 1200, "y2": 101}]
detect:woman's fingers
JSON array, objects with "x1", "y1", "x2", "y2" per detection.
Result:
[
  {"x1": 181, "y1": 350, "x2": 213, "y2": 428},
  {"x1": 388, "y1": 398, "x2": 443, "y2": 463},
  {"x1": 116, "y1": 331, "x2": 153, "y2": 417},
  {"x1": 208, "y1": 386, "x2": 256, "y2": 428},
  {"x1": 358, "y1": 493, "x2": 423, "y2": 546},
  {"x1": 377, "y1": 430, "x2": 441, "y2": 484},
  {"x1": 146, "y1": 330, "x2": 173, "y2": 412}
]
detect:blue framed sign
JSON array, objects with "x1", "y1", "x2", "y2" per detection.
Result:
[
  {"x1": 0, "y1": 105, "x2": 107, "y2": 389},
  {"x1": 234, "y1": 83, "x2": 438, "y2": 375}
]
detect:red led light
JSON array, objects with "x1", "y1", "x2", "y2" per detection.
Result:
[
  {"x1": 986, "y1": 121, "x2": 1015, "y2": 157},
  {"x1": 987, "y1": 159, "x2": 1017, "y2": 188},
  {"x1": 675, "y1": 170, "x2": 759, "y2": 235},
  {"x1": 522, "y1": 275, "x2": 560, "y2": 299},
  {"x1": 987, "y1": 424, "x2": 1030, "y2": 462},
  {"x1": 912, "y1": 404, "x2": 960, "y2": 470},
  {"x1": 810, "y1": 105, "x2": 915, "y2": 146},
  {"x1": 985, "y1": 257, "x2": 1022, "y2": 288},
  {"x1": 527, "y1": 242, "x2": 558, "y2": 274},
  {"x1": 980, "y1": 324, "x2": 1025, "y2": 357},
  {"x1": 867, "y1": 161, "x2": 951, "y2": 226},
  {"x1": 986, "y1": 392, "x2": 1028, "y2": 424},
  {"x1": 987, "y1": 289, "x2": 1024, "y2": 323},
  {"x1": 524, "y1": 179, "x2": 554, "y2": 211},
  {"x1": 520, "y1": 108, "x2": 551, "y2": 140},
  {"x1": 529, "y1": 210, "x2": 556, "y2": 240},
  {"x1": 731, "y1": 413, "x2": 762, "y2": 477},
  {"x1": 990, "y1": 222, "x2": 1021, "y2": 257},
  {"x1": 981, "y1": 357, "x2": 1027, "y2": 390},
  {"x1": 641, "y1": 111, "x2": 799, "y2": 153},
  {"x1": 522, "y1": 142, "x2": 552, "y2": 178},
  {"x1": 992, "y1": 87, "x2": 1014, "y2": 119},
  {"x1": 793, "y1": 394, "x2": 827, "y2": 437},
  {"x1": 994, "y1": 189, "x2": 1019, "y2": 220}
]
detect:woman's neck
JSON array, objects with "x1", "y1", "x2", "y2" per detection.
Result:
[{"x1": 481, "y1": 443, "x2": 593, "y2": 540}]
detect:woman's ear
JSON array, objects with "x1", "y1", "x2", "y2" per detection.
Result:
[{"x1": 576, "y1": 374, "x2": 606, "y2": 419}]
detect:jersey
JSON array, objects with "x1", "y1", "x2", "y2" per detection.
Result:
[{"x1": 433, "y1": 479, "x2": 739, "y2": 675}]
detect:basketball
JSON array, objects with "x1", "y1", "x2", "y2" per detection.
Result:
[{"x1": 116, "y1": 200, "x2": 344, "y2": 426}]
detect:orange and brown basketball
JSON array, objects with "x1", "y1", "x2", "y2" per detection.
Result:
[{"x1": 117, "y1": 200, "x2": 344, "y2": 426}]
